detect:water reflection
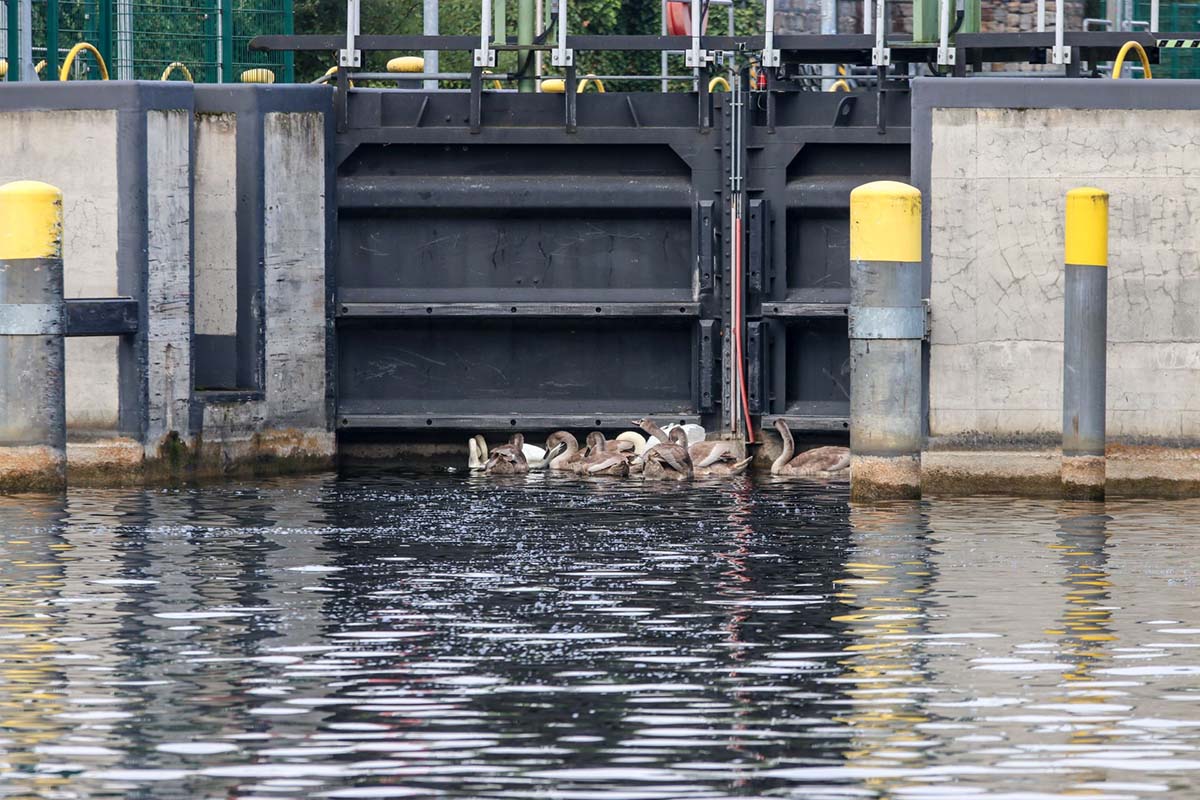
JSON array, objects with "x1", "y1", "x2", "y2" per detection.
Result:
[{"x1": 0, "y1": 475, "x2": 1195, "y2": 798}]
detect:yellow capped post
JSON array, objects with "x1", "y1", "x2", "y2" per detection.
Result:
[
  {"x1": 848, "y1": 180, "x2": 925, "y2": 501},
  {"x1": 1062, "y1": 186, "x2": 1110, "y2": 500},
  {"x1": 850, "y1": 180, "x2": 922, "y2": 263},
  {"x1": 0, "y1": 181, "x2": 63, "y2": 260},
  {"x1": 0, "y1": 180, "x2": 67, "y2": 492},
  {"x1": 1065, "y1": 187, "x2": 1109, "y2": 267}
]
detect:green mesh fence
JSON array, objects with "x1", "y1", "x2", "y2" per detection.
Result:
[
  {"x1": 5, "y1": 0, "x2": 292, "y2": 82},
  {"x1": 1134, "y1": 1, "x2": 1200, "y2": 78}
]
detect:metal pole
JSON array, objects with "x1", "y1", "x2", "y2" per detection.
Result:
[
  {"x1": 534, "y1": 0, "x2": 542, "y2": 88},
  {"x1": 1053, "y1": 0, "x2": 1068, "y2": 65},
  {"x1": 518, "y1": 0, "x2": 534, "y2": 91},
  {"x1": 1150, "y1": 0, "x2": 1159, "y2": 31},
  {"x1": 0, "y1": 181, "x2": 66, "y2": 493},
  {"x1": 220, "y1": 0, "x2": 233, "y2": 82},
  {"x1": 341, "y1": 0, "x2": 361, "y2": 68},
  {"x1": 848, "y1": 181, "x2": 924, "y2": 501},
  {"x1": 763, "y1": 0, "x2": 779, "y2": 66},
  {"x1": 1037, "y1": 0, "x2": 1045, "y2": 31},
  {"x1": 1062, "y1": 187, "x2": 1108, "y2": 501},
  {"x1": 864, "y1": 0, "x2": 872, "y2": 35},
  {"x1": 47, "y1": 0, "x2": 58, "y2": 79},
  {"x1": 660, "y1": 0, "x2": 667, "y2": 92},
  {"x1": 424, "y1": 0, "x2": 439, "y2": 88},
  {"x1": 283, "y1": 0, "x2": 294, "y2": 82},
  {"x1": 17, "y1": 0, "x2": 33, "y2": 81},
  {"x1": 115, "y1": 0, "x2": 132, "y2": 79}
]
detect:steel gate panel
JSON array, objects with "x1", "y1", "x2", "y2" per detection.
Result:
[
  {"x1": 746, "y1": 89, "x2": 911, "y2": 436},
  {"x1": 333, "y1": 90, "x2": 724, "y2": 433}
]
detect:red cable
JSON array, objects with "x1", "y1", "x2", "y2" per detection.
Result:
[{"x1": 733, "y1": 213, "x2": 755, "y2": 444}]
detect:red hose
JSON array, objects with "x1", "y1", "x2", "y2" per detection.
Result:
[{"x1": 733, "y1": 213, "x2": 755, "y2": 444}]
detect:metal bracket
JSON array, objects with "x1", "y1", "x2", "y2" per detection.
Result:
[
  {"x1": 832, "y1": 94, "x2": 856, "y2": 127},
  {"x1": 698, "y1": 319, "x2": 717, "y2": 413},
  {"x1": 551, "y1": 0, "x2": 572, "y2": 66},
  {"x1": 698, "y1": 200, "x2": 715, "y2": 294},
  {"x1": 848, "y1": 305, "x2": 926, "y2": 340},
  {"x1": 339, "y1": 0, "x2": 362, "y2": 67},
  {"x1": 475, "y1": 0, "x2": 497, "y2": 66},
  {"x1": 872, "y1": 0, "x2": 891, "y2": 65}
]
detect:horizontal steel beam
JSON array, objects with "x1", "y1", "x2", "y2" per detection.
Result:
[
  {"x1": 337, "y1": 413, "x2": 703, "y2": 430},
  {"x1": 761, "y1": 413, "x2": 850, "y2": 432},
  {"x1": 64, "y1": 298, "x2": 139, "y2": 337},
  {"x1": 337, "y1": 302, "x2": 701, "y2": 318},
  {"x1": 761, "y1": 302, "x2": 849, "y2": 318},
  {"x1": 339, "y1": 176, "x2": 692, "y2": 210}
]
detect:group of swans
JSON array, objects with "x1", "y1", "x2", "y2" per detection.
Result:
[{"x1": 467, "y1": 417, "x2": 850, "y2": 480}]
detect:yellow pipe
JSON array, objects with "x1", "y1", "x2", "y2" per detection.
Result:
[
  {"x1": 322, "y1": 65, "x2": 355, "y2": 87},
  {"x1": 1112, "y1": 40, "x2": 1152, "y2": 79},
  {"x1": 0, "y1": 59, "x2": 7, "y2": 79},
  {"x1": 58, "y1": 43, "x2": 109, "y2": 81},
  {"x1": 577, "y1": 75, "x2": 606, "y2": 93},
  {"x1": 159, "y1": 62, "x2": 193, "y2": 82},
  {"x1": 828, "y1": 78, "x2": 851, "y2": 92},
  {"x1": 34, "y1": 60, "x2": 46, "y2": 75},
  {"x1": 708, "y1": 76, "x2": 730, "y2": 92}
]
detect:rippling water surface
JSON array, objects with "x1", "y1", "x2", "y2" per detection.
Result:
[{"x1": 0, "y1": 470, "x2": 1198, "y2": 798}]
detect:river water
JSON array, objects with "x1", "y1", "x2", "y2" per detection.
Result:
[{"x1": 0, "y1": 470, "x2": 1197, "y2": 799}]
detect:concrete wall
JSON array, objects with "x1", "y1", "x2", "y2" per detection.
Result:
[
  {"x1": 916, "y1": 79, "x2": 1200, "y2": 494},
  {"x1": 928, "y1": 105, "x2": 1200, "y2": 443},
  {"x1": 193, "y1": 113, "x2": 238, "y2": 345},
  {"x1": 0, "y1": 110, "x2": 120, "y2": 431},
  {"x1": 0, "y1": 82, "x2": 332, "y2": 486}
]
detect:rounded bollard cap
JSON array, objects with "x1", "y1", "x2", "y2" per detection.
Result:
[
  {"x1": 1065, "y1": 187, "x2": 1108, "y2": 267},
  {"x1": 541, "y1": 78, "x2": 566, "y2": 94},
  {"x1": 240, "y1": 68, "x2": 276, "y2": 84},
  {"x1": 386, "y1": 56, "x2": 425, "y2": 73},
  {"x1": 0, "y1": 181, "x2": 63, "y2": 260},
  {"x1": 850, "y1": 180, "x2": 921, "y2": 263}
]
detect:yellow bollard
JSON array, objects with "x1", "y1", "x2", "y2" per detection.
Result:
[
  {"x1": 240, "y1": 68, "x2": 276, "y2": 84},
  {"x1": 0, "y1": 181, "x2": 67, "y2": 493},
  {"x1": 1062, "y1": 187, "x2": 1110, "y2": 499},
  {"x1": 541, "y1": 78, "x2": 565, "y2": 93},
  {"x1": 848, "y1": 180, "x2": 924, "y2": 501},
  {"x1": 0, "y1": 59, "x2": 7, "y2": 79}
]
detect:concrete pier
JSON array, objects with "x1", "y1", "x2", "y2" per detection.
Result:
[
  {"x1": 848, "y1": 181, "x2": 924, "y2": 501},
  {"x1": 0, "y1": 181, "x2": 67, "y2": 492}
]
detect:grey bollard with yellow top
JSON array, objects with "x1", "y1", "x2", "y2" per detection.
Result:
[
  {"x1": 0, "y1": 181, "x2": 67, "y2": 492},
  {"x1": 848, "y1": 181, "x2": 924, "y2": 501},
  {"x1": 1062, "y1": 187, "x2": 1109, "y2": 500}
]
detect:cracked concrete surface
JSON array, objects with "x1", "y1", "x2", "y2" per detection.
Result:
[{"x1": 930, "y1": 106, "x2": 1200, "y2": 441}]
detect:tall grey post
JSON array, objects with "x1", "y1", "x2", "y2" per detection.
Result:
[
  {"x1": 1061, "y1": 187, "x2": 1108, "y2": 500},
  {"x1": 0, "y1": 181, "x2": 66, "y2": 492},
  {"x1": 848, "y1": 181, "x2": 924, "y2": 501}
]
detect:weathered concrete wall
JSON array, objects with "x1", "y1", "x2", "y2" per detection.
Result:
[
  {"x1": 917, "y1": 80, "x2": 1200, "y2": 495},
  {"x1": 193, "y1": 113, "x2": 238, "y2": 344},
  {"x1": 0, "y1": 110, "x2": 120, "y2": 431},
  {"x1": 192, "y1": 88, "x2": 335, "y2": 474},
  {"x1": 929, "y1": 105, "x2": 1200, "y2": 443}
]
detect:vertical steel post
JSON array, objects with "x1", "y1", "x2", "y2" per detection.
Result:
[
  {"x1": 423, "y1": 0, "x2": 438, "y2": 89},
  {"x1": 46, "y1": 0, "x2": 58, "y2": 79},
  {"x1": 0, "y1": 181, "x2": 66, "y2": 493},
  {"x1": 5, "y1": 0, "x2": 16, "y2": 81},
  {"x1": 517, "y1": 0, "x2": 534, "y2": 91},
  {"x1": 17, "y1": 0, "x2": 32, "y2": 81},
  {"x1": 849, "y1": 181, "x2": 924, "y2": 501},
  {"x1": 220, "y1": 0, "x2": 233, "y2": 82},
  {"x1": 283, "y1": 0, "x2": 294, "y2": 82},
  {"x1": 1062, "y1": 187, "x2": 1108, "y2": 501}
]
